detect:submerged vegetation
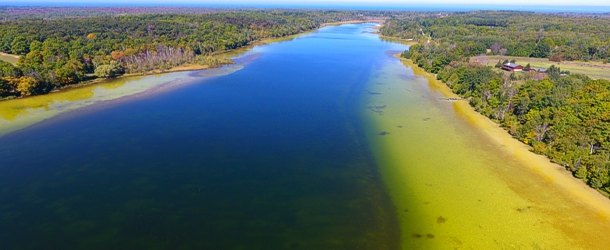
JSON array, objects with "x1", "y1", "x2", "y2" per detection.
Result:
[{"x1": 382, "y1": 11, "x2": 610, "y2": 195}]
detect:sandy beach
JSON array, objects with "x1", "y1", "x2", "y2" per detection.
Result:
[
  {"x1": 402, "y1": 57, "x2": 610, "y2": 217},
  {"x1": 320, "y1": 19, "x2": 385, "y2": 27}
]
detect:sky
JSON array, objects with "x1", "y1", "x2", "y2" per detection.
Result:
[{"x1": 3, "y1": 0, "x2": 610, "y2": 9}]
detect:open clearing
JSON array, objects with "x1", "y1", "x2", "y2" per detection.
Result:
[
  {"x1": 0, "y1": 53, "x2": 19, "y2": 65},
  {"x1": 471, "y1": 55, "x2": 610, "y2": 80}
]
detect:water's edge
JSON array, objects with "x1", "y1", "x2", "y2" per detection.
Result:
[
  {"x1": 363, "y1": 54, "x2": 610, "y2": 249},
  {"x1": 0, "y1": 21, "x2": 383, "y2": 138}
]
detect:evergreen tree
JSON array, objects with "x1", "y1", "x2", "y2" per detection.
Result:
[
  {"x1": 531, "y1": 42, "x2": 550, "y2": 58},
  {"x1": 495, "y1": 60, "x2": 503, "y2": 68}
]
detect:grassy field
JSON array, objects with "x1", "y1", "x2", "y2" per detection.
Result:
[
  {"x1": 471, "y1": 55, "x2": 610, "y2": 80},
  {"x1": 0, "y1": 53, "x2": 19, "y2": 65}
]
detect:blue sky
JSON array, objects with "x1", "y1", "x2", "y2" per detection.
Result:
[
  {"x1": 0, "y1": 0, "x2": 610, "y2": 10},
  {"x1": 5, "y1": 0, "x2": 610, "y2": 8}
]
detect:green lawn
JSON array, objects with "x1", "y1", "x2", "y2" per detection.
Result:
[
  {"x1": 0, "y1": 53, "x2": 19, "y2": 65},
  {"x1": 472, "y1": 55, "x2": 610, "y2": 80}
]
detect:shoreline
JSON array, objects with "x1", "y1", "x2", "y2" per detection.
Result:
[
  {"x1": 379, "y1": 35, "x2": 417, "y2": 46},
  {"x1": 0, "y1": 71, "x2": 195, "y2": 137},
  {"x1": 0, "y1": 21, "x2": 378, "y2": 137},
  {"x1": 0, "y1": 61, "x2": 255, "y2": 138},
  {"x1": 366, "y1": 52, "x2": 610, "y2": 248},
  {"x1": 399, "y1": 56, "x2": 610, "y2": 218},
  {"x1": 1, "y1": 19, "x2": 382, "y2": 103},
  {"x1": 320, "y1": 19, "x2": 385, "y2": 27},
  {"x1": 0, "y1": 72, "x2": 201, "y2": 139},
  {"x1": 47, "y1": 64, "x2": 215, "y2": 93}
]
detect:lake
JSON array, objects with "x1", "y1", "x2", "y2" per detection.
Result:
[{"x1": 1, "y1": 23, "x2": 610, "y2": 249}]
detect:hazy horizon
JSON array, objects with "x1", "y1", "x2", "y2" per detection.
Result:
[
  {"x1": 2, "y1": 0, "x2": 610, "y2": 7},
  {"x1": 1, "y1": 1, "x2": 610, "y2": 13}
]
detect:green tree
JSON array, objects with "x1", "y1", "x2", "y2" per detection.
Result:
[
  {"x1": 29, "y1": 40, "x2": 43, "y2": 52},
  {"x1": 10, "y1": 36, "x2": 29, "y2": 55},
  {"x1": 495, "y1": 60, "x2": 503, "y2": 68},
  {"x1": 94, "y1": 61, "x2": 123, "y2": 78},
  {"x1": 0, "y1": 77, "x2": 13, "y2": 96},
  {"x1": 1, "y1": 34, "x2": 15, "y2": 53},
  {"x1": 548, "y1": 65, "x2": 561, "y2": 81},
  {"x1": 531, "y1": 42, "x2": 550, "y2": 58},
  {"x1": 0, "y1": 61, "x2": 21, "y2": 77},
  {"x1": 575, "y1": 165, "x2": 588, "y2": 180}
]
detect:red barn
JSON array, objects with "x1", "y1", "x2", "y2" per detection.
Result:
[{"x1": 501, "y1": 63, "x2": 523, "y2": 72}]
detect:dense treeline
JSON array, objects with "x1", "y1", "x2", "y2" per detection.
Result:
[
  {"x1": 439, "y1": 64, "x2": 610, "y2": 194},
  {"x1": 382, "y1": 11, "x2": 610, "y2": 62},
  {"x1": 0, "y1": 6, "x2": 222, "y2": 21},
  {"x1": 391, "y1": 11, "x2": 610, "y2": 195},
  {"x1": 0, "y1": 10, "x2": 379, "y2": 99},
  {"x1": 0, "y1": 7, "x2": 399, "y2": 21}
]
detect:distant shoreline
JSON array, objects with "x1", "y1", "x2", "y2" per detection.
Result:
[
  {"x1": 320, "y1": 19, "x2": 385, "y2": 27},
  {"x1": 1, "y1": 20, "x2": 383, "y2": 103}
]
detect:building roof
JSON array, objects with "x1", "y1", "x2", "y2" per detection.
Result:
[{"x1": 503, "y1": 63, "x2": 522, "y2": 68}]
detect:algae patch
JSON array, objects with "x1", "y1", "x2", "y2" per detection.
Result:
[
  {"x1": 0, "y1": 72, "x2": 190, "y2": 137},
  {"x1": 436, "y1": 216, "x2": 447, "y2": 224},
  {"x1": 362, "y1": 49, "x2": 610, "y2": 249}
]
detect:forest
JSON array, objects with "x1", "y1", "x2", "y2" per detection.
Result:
[
  {"x1": 382, "y1": 11, "x2": 610, "y2": 195},
  {"x1": 0, "y1": 6, "x2": 223, "y2": 20},
  {"x1": 0, "y1": 9, "x2": 386, "y2": 99},
  {"x1": 381, "y1": 11, "x2": 610, "y2": 62}
]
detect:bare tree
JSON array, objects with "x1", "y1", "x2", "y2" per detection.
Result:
[
  {"x1": 534, "y1": 123, "x2": 550, "y2": 142},
  {"x1": 491, "y1": 42, "x2": 502, "y2": 54}
]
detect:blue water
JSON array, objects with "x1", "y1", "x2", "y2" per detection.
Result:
[{"x1": 0, "y1": 24, "x2": 407, "y2": 249}]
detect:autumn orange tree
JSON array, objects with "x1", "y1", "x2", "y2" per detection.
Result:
[{"x1": 1, "y1": 76, "x2": 39, "y2": 96}]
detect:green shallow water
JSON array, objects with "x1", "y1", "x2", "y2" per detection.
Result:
[
  {"x1": 363, "y1": 58, "x2": 610, "y2": 249},
  {"x1": 0, "y1": 73, "x2": 188, "y2": 136},
  {"x1": 0, "y1": 59, "x2": 259, "y2": 137}
]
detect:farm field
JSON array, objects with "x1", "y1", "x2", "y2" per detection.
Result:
[{"x1": 471, "y1": 55, "x2": 610, "y2": 80}]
